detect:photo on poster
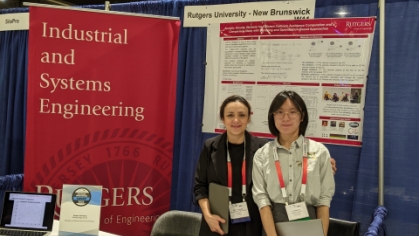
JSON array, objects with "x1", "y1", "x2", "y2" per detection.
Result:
[
  {"x1": 322, "y1": 88, "x2": 351, "y2": 103},
  {"x1": 350, "y1": 89, "x2": 362, "y2": 103}
]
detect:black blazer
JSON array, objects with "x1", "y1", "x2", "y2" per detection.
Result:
[{"x1": 194, "y1": 131, "x2": 269, "y2": 236}]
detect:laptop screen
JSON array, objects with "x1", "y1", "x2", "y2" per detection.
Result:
[{"x1": 0, "y1": 191, "x2": 56, "y2": 231}]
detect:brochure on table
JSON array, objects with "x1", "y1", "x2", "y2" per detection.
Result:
[{"x1": 59, "y1": 184, "x2": 102, "y2": 236}]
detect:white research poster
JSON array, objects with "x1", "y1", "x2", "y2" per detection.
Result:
[
  {"x1": 183, "y1": 0, "x2": 315, "y2": 27},
  {"x1": 203, "y1": 17, "x2": 376, "y2": 147}
]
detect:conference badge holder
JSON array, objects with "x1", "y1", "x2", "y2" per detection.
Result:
[
  {"x1": 226, "y1": 141, "x2": 250, "y2": 224},
  {"x1": 273, "y1": 138, "x2": 311, "y2": 222},
  {"x1": 229, "y1": 201, "x2": 251, "y2": 224},
  {"x1": 285, "y1": 201, "x2": 310, "y2": 221}
]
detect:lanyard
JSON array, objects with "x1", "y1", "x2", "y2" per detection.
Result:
[
  {"x1": 273, "y1": 138, "x2": 308, "y2": 205},
  {"x1": 226, "y1": 141, "x2": 246, "y2": 204}
]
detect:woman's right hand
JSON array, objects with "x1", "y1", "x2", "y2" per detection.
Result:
[{"x1": 203, "y1": 214, "x2": 226, "y2": 235}]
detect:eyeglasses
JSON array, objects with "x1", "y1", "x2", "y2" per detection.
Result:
[{"x1": 272, "y1": 110, "x2": 300, "y2": 119}]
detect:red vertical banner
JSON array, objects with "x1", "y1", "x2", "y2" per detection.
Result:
[{"x1": 25, "y1": 6, "x2": 180, "y2": 236}]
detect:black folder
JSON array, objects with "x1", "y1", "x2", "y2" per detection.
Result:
[{"x1": 209, "y1": 183, "x2": 229, "y2": 234}]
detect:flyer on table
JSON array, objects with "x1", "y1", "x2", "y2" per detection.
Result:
[{"x1": 59, "y1": 184, "x2": 103, "y2": 236}]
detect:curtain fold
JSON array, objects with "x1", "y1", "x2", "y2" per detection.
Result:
[
  {"x1": 354, "y1": 1, "x2": 419, "y2": 235},
  {"x1": 316, "y1": 1, "x2": 380, "y2": 226},
  {"x1": 0, "y1": 30, "x2": 28, "y2": 175},
  {"x1": 0, "y1": 174, "x2": 24, "y2": 213}
]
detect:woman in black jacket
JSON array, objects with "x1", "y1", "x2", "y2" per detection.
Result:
[{"x1": 194, "y1": 95, "x2": 268, "y2": 236}]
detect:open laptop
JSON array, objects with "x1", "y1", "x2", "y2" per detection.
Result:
[
  {"x1": 275, "y1": 219, "x2": 325, "y2": 236},
  {"x1": 0, "y1": 191, "x2": 56, "y2": 236}
]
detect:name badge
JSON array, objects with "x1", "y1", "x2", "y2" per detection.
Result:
[
  {"x1": 285, "y1": 202, "x2": 310, "y2": 221},
  {"x1": 229, "y1": 202, "x2": 251, "y2": 224}
]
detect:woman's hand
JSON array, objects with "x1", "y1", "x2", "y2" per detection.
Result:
[
  {"x1": 198, "y1": 198, "x2": 226, "y2": 235},
  {"x1": 203, "y1": 214, "x2": 226, "y2": 235},
  {"x1": 330, "y1": 158, "x2": 337, "y2": 175}
]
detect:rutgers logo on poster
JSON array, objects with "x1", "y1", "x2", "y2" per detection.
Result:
[{"x1": 25, "y1": 6, "x2": 180, "y2": 235}]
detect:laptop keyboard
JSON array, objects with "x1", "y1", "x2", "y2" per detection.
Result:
[{"x1": 0, "y1": 229, "x2": 47, "y2": 236}]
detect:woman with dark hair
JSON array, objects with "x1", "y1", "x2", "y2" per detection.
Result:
[
  {"x1": 194, "y1": 94, "x2": 336, "y2": 236},
  {"x1": 194, "y1": 95, "x2": 268, "y2": 236},
  {"x1": 252, "y1": 91, "x2": 335, "y2": 236}
]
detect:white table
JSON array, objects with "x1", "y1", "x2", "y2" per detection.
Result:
[{"x1": 50, "y1": 220, "x2": 119, "y2": 236}]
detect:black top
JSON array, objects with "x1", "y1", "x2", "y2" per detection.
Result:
[
  {"x1": 194, "y1": 132, "x2": 269, "y2": 236},
  {"x1": 228, "y1": 142, "x2": 246, "y2": 235},
  {"x1": 228, "y1": 142, "x2": 245, "y2": 204}
]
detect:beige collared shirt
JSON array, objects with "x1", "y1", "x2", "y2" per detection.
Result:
[{"x1": 252, "y1": 135, "x2": 335, "y2": 210}]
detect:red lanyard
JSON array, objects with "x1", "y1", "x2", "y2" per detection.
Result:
[
  {"x1": 227, "y1": 142, "x2": 246, "y2": 203},
  {"x1": 273, "y1": 138, "x2": 308, "y2": 205}
]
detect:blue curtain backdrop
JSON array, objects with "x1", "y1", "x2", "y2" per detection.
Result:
[
  {"x1": 0, "y1": 8, "x2": 28, "y2": 176},
  {"x1": 1, "y1": 0, "x2": 419, "y2": 234}
]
